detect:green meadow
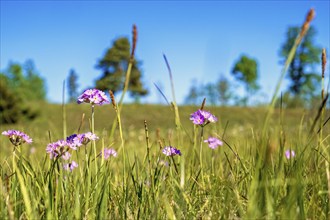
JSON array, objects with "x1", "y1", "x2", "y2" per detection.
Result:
[{"x1": 0, "y1": 102, "x2": 329, "y2": 219}]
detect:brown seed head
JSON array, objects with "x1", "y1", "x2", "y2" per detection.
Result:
[
  {"x1": 299, "y1": 8, "x2": 315, "y2": 40},
  {"x1": 306, "y1": 8, "x2": 315, "y2": 23},
  {"x1": 322, "y1": 48, "x2": 326, "y2": 78},
  {"x1": 200, "y1": 98, "x2": 206, "y2": 110},
  {"x1": 130, "y1": 24, "x2": 137, "y2": 60},
  {"x1": 109, "y1": 90, "x2": 117, "y2": 110}
]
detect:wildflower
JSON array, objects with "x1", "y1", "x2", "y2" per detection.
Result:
[
  {"x1": 2, "y1": 130, "x2": 32, "y2": 146},
  {"x1": 46, "y1": 140, "x2": 68, "y2": 159},
  {"x1": 162, "y1": 146, "x2": 182, "y2": 156},
  {"x1": 73, "y1": 132, "x2": 99, "y2": 146},
  {"x1": 77, "y1": 89, "x2": 109, "y2": 105},
  {"x1": 102, "y1": 148, "x2": 117, "y2": 159},
  {"x1": 66, "y1": 134, "x2": 79, "y2": 150},
  {"x1": 63, "y1": 161, "x2": 78, "y2": 171},
  {"x1": 190, "y1": 110, "x2": 217, "y2": 126},
  {"x1": 82, "y1": 132, "x2": 99, "y2": 144},
  {"x1": 285, "y1": 150, "x2": 295, "y2": 159},
  {"x1": 204, "y1": 137, "x2": 223, "y2": 149}
]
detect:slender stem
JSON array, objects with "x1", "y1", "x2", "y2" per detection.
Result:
[
  {"x1": 62, "y1": 80, "x2": 67, "y2": 139},
  {"x1": 211, "y1": 150, "x2": 215, "y2": 176},
  {"x1": 91, "y1": 105, "x2": 98, "y2": 177},
  {"x1": 12, "y1": 148, "x2": 16, "y2": 217},
  {"x1": 91, "y1": 105, "x2": 95, "y2": 134},
  {"x1": 118, "y1": 61, "x2": 133, "y2": 110},
  {"x1": 200, "y1": 126, "x2": 204, "y2": 184},
  {"x1": 85, "y1": 145, "x2": 89, "y2": 170},
  {"x1": 170, "y1": 156, "x2": 179, "y2": 174},
  {"x1": 193, "y1": 125, "x2": 198, "y2": 165},
  {"x1": 12, "y1": 148, "x2": 16, "y2": 175}
]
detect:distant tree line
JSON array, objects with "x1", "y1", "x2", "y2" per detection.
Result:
[{"x1": 185, "y1": 25, "x2": 323, "y2": 108}]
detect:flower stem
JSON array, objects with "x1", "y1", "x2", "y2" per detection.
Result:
[
  {"x1": 200, "y1": 127, "x2": 204, "y2": 185},
  {"x1": 91, "y1": 105, "x2": 99, "y2": 177}
]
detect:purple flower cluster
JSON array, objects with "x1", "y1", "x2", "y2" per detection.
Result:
[
  {"x1": 204, "y1": 137, "x2": 223, "y2": 149},
  {"x1": 46, "y1": 139, "x2": 69, "y2": 159},
  {"x1": 162, "y1": 146, "x2": 182, "y2": 156},
  {"x1": 77, "y1": 89, "x2": 109, "y2": 105},
  {"x1": 66, "y1": 132, "x2": 99, "y2": 148},
  {"x1": 102, "y1": 148, "x2": 118, "y2": 159},
  {"x1": 2, "y1": 130, "x2": 32, "y2": 146},
  {"x1": 46, "y1": 132, "x2": 99, "y2": 159},
  {"x1": 190, "y1": 110, "x2": 217, "y2": 126},
  {"x1": 285, "y1": 150, "x2": 295, "y2": 159}
]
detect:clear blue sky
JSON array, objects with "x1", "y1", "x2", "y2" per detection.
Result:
[{"x1": 1, "y1": 1, "x2": 329, "y2": 104}]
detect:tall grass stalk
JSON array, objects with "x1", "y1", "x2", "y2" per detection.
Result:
[
  {"x1": 321, "y1": 49, "x2": 330, "y2": 208},
  {"x1": 12, "y1": 149, "x2": 34, "y2": 219},
  {"x1": 62, "y1": 80, "x2": 67, "y2": 139},
  {"x1": 163, "y1": 54, "x2": 184, "y2": 188},
  {"x1": 264, "y1": 8, "x2": 315, "y2": 132},
  {"x1": 91, "y1": 104, "x2": 99, "y2": 176},
  {"x1": 247, "y1": 8, "x2": 317, "y2": 218}
]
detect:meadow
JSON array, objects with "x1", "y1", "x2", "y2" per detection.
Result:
[
  {"x1": 0, "y1": 98, "x2": 329, "y2": 219},
  {"x1": 0, "y1": 8, "x2": 329, "y2": 220}
]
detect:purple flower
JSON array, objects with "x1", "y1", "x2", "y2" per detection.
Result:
[
  {"x1": 204, "y1": 137, "x2": 223, "y2": 149},
  {"x1": 285, "y1": 150, "x2": 295, "y2": 159},
  {"x1": 162, "y1": 146, "x2": 182, "y2": 156},
  {"x1": 190, "y1": 110, "x2": 217, "y2": 126},
  {"x1": 102, "y1": 148, "x2": 117, "y2": 159},
  {"x1": 73, "y1": 132, "x2": 99, "y2": 146},
  {"x1": 46, "y1": 133, "x2": 99, "y2": 159},
  {"x1": 63, "y1": 161, "x2": 78, "y2": 171},
  {"x1": 2, "y1": 130, "x2": 32, "y2": 146},
  {"x1": 46, "y1": 139, "x2": 68, "y2": 159},
  {"x1": 83, "y1": 132, "x2": 99, "y2": 144},
  {"x1": 77, "y1": 89, "x2": 109, "y2": 105},
  {"x1": 66, "y1": 134, "x2": 79, "y2": 150}
]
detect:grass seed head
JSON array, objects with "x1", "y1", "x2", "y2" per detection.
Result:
[
  {"x1": 131, "y1": 24, "x2": 137, "y2": 60},
  {"x1": 322, "y1": 48, "x2": 326, "y2": 78},
  {"x1": 299, "y1": 8, "x2": 315, "y2": 42}
]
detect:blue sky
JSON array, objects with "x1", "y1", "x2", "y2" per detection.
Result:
[{"x1": 1, "y1": 1, "x2": 329, "y2": 104}]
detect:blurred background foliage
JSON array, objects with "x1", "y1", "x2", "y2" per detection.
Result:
[{"x1": 0, "y1": 60, "x2": 46, "y2": 124}]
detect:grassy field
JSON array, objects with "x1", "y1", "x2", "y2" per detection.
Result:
[
  {"x1": 0, "y1": 8, "x2": 329, "y2": 219},
  {"x1": 0, "y1": 103, "x2": 323, "y2": 159},
  {"x1": 0, "y1": 102, "x2": 329, "y2": 219}
]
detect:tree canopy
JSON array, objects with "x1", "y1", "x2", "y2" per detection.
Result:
[
  {"x1": 231, "y1": 55, "x2": 259, "y2": 105},
  {"x1": 0, "y1": 60, "x2": 46, "y2": 124},
  {"x1": 279, "y1": 25, "x2": 322, "y2": 106},
  {"x1": 95, "y1": 37, "x2": 148, "y2": 101},
  {"x1": 231, "y1": 55, "x2": 259, "y2": 92}
]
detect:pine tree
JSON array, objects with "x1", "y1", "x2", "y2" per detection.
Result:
[{"x1": 95, "y1": 37, "x2": 148, "y2": 99}]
